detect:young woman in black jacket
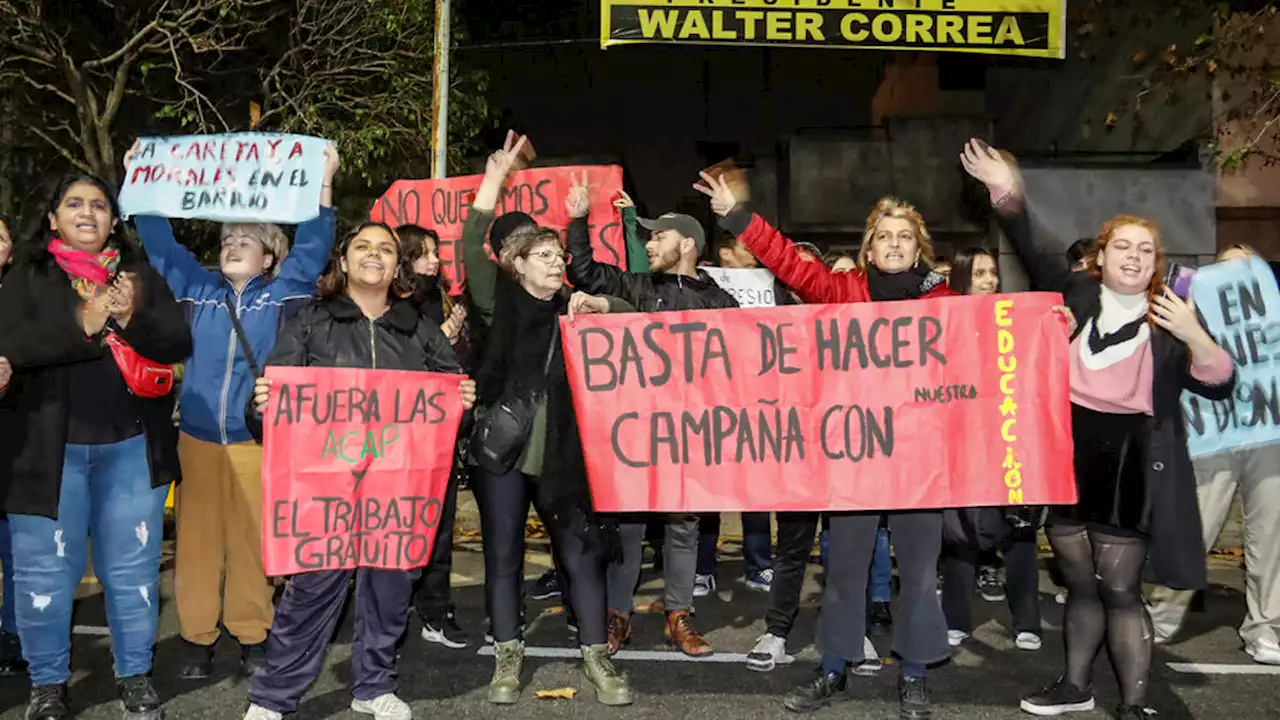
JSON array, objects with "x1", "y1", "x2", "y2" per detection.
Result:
[
  {"x1": 0, "y1": 175, "x2": 193, "y2": 720},
  {"x1": 962, "y1": 141, "x2": 1235, "y2": 719},
  {"x1": 243, "y1": 222, "x2": 476, "y2": 720},
  {"x1": 0, "y1": 210, "x2": 20, "y2": 679},
  {"x1": 398, "y1": 223, "x2": 473, "y2": 649}
]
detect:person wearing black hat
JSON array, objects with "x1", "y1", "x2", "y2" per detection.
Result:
[{"x1": 563, "y1": 175, "x2": 737, "y2": 658}]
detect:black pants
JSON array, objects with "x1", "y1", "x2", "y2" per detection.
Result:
[
  {"x1": 820, "y1": 511, "x2": 948, "y2": 664},
  {"x1": 941, "y1": 535, "x2": 1041, "y2": 635},
  {"x1": 766, "y1": 512, "x2": 820, "y2": 638},
  {"x1": 413, "y1": 470, "x2": 460, "y2": 619},
  {"x1": 477, "y1": 467, "x2": 607, "y2": 645}
]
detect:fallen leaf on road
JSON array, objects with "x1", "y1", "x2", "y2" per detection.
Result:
[{"x1": 535, "y1": 688, "x2": 577, "y2": 700}]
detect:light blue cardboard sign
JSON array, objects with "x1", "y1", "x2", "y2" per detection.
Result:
[
  {"x1": 119, "y1": 133, "x2": 327, "y2": 224},
  {"x1": 1181, "y1": 256, "x2": 1280, "y2": 458}
]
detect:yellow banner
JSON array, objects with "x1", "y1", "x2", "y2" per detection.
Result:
[{"x1": 600, "y1": 0, "x2": 1065, "y2": 59}]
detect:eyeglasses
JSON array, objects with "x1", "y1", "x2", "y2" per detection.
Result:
[{"x1": 527, "y1": 250, "x2": 569, "y2": 265}]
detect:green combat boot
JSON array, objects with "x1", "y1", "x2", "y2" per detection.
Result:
[
  {"x1": 581, "y1": 643, "x2": 634, "y2": 706},
  {"x1": 488, "y1": 639, "x2": 524, "y2": 704}
]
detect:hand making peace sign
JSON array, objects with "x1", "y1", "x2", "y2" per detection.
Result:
[{"x1": 693, "y1": 171, "x2": 738, "y2": 218}]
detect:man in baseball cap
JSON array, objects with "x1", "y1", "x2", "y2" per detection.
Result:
[{"x1": 637, "y1": 213, "x2": 706, "y2": 273}]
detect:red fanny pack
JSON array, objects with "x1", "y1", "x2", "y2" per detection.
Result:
[{"x1": 105, "y1": 333, "x2": 175, "y2": 399}]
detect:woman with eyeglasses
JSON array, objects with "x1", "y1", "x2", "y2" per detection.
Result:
[{"x1": 461, "y1": 132, "x2": 633, "y2": 706}]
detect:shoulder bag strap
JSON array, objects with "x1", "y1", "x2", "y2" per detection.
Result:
[{"x1": 227, "y1": 300, "x2": 262, "y2": 379}]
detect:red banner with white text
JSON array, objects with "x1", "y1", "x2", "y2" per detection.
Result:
[
  {"x1": 370, "y1": 166, "x2": 625, "y2": 293},
  {"x1": 561, "y1": 294, "x2": 1076, "y2": 512},
  {"x1": 261, "y1": 367, "x2": 464, "y2": 576}
]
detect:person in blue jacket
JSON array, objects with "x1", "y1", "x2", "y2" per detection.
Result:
[{"x1": 123, "y1": 141, "x2": 340, "y2": 680}]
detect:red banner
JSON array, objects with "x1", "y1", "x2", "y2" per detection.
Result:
[
  {"x1": 370, "y1": 166, "x2": 625, "y2": 293},
  {"x1": 261, "y1": 367, "x2": 465, "y2": 576},
  {"x1": 561, "y1": 293, "x2": 1077, "y2": 512}
]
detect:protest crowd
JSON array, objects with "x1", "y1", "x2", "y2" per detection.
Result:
[{"x1": 0, "y1": 125, "x2": 1277, "y2": 720}]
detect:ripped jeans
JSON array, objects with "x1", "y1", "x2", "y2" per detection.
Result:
[{"x1": 8, "y1": 434, "x2": 168, "y2": 686}]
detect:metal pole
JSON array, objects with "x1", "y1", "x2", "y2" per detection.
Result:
[{"x1": 430, "y1": 0, "x2": 451, "y2": 179}]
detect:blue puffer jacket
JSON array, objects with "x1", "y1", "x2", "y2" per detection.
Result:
[{"x1": 135, "y1": 208, "x2": 337, "y2": 444}]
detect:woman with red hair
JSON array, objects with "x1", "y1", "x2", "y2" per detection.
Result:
[{"x1": 962, "y1": 140, "x2": 1235, "y2": 719}]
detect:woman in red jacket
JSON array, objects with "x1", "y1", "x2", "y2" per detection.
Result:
[{"x1": 696, "y1": 174, "x2": 954, "y2": 720}]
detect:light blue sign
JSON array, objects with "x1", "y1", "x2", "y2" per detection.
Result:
[
  {"x1": 119, "y1": 132, "x2": 327, "y2": 224},
  {"x1": 1181, "y1": 256, "x2": 1280, "y2": 458}
]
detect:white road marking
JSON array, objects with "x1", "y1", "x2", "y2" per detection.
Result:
[
  {"x1": 477, "y1": 644, "x2": 794, "y2": 664},
  {"x1": 1167, "y1": 662, "x2": 1280, "y2": 675},
  {"x1": 72, "y1": 625, "x2": 111, "y2": 636}
]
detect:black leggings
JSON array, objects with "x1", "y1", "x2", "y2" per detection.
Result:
[
  {"x1": 477, "y1": 467, "x2": 607, "y2": 646},
  {"x1": 1048, "y1": 522, "x2": 1151, "y2": 707}
]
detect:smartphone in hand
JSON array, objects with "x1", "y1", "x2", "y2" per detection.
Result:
[{"x1": 1165, "y1": 262, "x2": 1197, "y2": 298}]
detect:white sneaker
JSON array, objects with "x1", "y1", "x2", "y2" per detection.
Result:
[
  {"x1": 947, "y1": 629, "x2": 970, "y2": 647},
  {"x1": 1054, "y1": 591, "x2": 1068, "y2": 605},
  {"x1": 243, "y1": 705, "x2": 283, "y2": 720},
  {"x1": 693, "y1": 573, "x2": 716, "y2": 598},
  {"x1": 1016, "y1": 632, "x2": 1043, "y2": 651},
  {"x1": 351, "y1": 693, "x2": 412, "y2": 720},
  {"x1": 851, "y1": 636, "x2": 882, "y2": 676},
  {"x1": 745, "y1": 633, "x2": 787, "y2": 672},
  {"x1": 1246, "y1": 638, "x2": 1280, "y2": 666}
]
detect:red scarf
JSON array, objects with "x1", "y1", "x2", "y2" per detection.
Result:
[{"x1": 47, "y1": 238, "x2": 120, "y2": 300}]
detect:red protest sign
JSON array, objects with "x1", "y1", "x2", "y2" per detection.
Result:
[
  {"x1": 561, "y1": 293, "x2": 1076, "y2": 513},
  {"x1": 261, "y1": 367, "x2": 464, "y2": 576},
  {"x1": 370, "y1": 166, "x2": 625, "y2": 293}
]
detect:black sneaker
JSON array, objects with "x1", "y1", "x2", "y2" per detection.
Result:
[
  {"x1": 526, "y1": 569, "x2": 561, "y2": 600},
  {"x1": 1020, "y1": 677, "x2": 1096, "y2": 715},
  {"x1": 566, "y1": 608, "x2": 579, "y2": 635},
  {"x1": 1116, "y1": 705, "x2": 1158, "y2": 719},
  {"x1": 783, "y1": 669, "x2": 850, "y2": 713},
  {"x1": 421, "y1": 611, "x2": 471, "y2": 649},
  {"x1": 240, "y1": 641, "x2": 267, "y2": 677},
  {"x1": 178, "y1": 640, "x2": 215, "y2": 680},
  {"x1": 116, "y1": 675, "x2": 163, "y2": 717},
  {"x1": 899, "y1": 675, "x2": 930, "y2": 720},
  {"x1": 869, "y1": 601, "x2": 893, "y2": 627},
  {"x1": 0, "y1": 632, "x2": 28, "y2": 676},
  {"x1": 25, "y1": 684, "x2": 69, "y2": 720},
  {"x1": 977, "y1": 567, "x2": 1006, "y2": 602}
]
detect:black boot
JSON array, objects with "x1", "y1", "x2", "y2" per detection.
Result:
[
  {"x1": 117, "y1": 674, "x2": 163, "y2": 718},
  {"x1": 783, "y1": 669, "x2": 850, "y2": 713},
  {"x1": 0, "y1": 632, "x2": 28, "y2": 676},
  {"x1": 25, "y1": 684, "x2": 69, "y2": 720},
  {"x1": 178, "y1": 639, "x2": 215, "y2": 680},
  {"x1": 1117, "y1": 705, "x2": 1158, "y2": 719},
  {"x1": 240, "y1": 641, "x2": 267, "y2": 678},
  {"x1": 899, "y1": 675, "x2": 931, "y2": 720}
]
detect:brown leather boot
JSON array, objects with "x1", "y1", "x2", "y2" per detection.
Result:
[
  {"x1": 606, "y1": 611, "x2": 632, "y2": 656},
  {"x1": 665, "y1": 610, "x2": 713, "y2": 657}
]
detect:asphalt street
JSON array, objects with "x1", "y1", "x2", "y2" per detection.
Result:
[{"x1": 0, "y1": 525, "x2": 1275, "y2": 719}]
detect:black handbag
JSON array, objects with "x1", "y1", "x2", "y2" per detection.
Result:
[
  {"x1": 228, "y1": 302, "x2": 265, "y2": 444},
  {"x1": 468, "y1": 324, "x2": 558, "y2": 474},
  {"x1": 942, "y1": 506, "x2": 1012, "y2": 553}
]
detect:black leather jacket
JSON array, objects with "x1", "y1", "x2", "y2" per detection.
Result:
[{"x1": 264, "y1": 294, "x2": 464, "y2": 374}]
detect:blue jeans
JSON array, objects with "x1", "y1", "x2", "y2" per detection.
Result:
[
  {"x1": 0, "y1": 519, "x2": 15, "y2": 633},
  {"x1": 9, "y1": 435, "x2": 168, "y2": 685},
  {"x1": 869, "y1": 525, "x2": 892, "y2": 603}
]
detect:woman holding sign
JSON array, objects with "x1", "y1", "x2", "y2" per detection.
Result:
[
  {"x1": 0, "y1": 175, "x2": 193, "y2": 720},
  {"x1": 697, "y1": 173, "x2": 955, "y2": 719},
  {"x1": 962, "y1": 140, "x2": 1236, "y2": 719},
  {"x1": 461, "y1": 133, "x2": 634, "y2": 707},
  {"x1": 244, "y1": 221, "x2": 476, "y2": 720},
  {"x1": 123, "y1": 141, "x2": 340, "y2": 682}
]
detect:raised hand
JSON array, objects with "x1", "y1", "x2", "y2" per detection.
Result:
[
  {"x1": 693, "y1": 171, "x2": 737, "y2": 217},
  {"x1": 565, "y1": 171, "x2": 591, "y2": 219},
  {"x1": 613, "y1": 190, "x2": 635, "y2": 210},
  {"x1": 322, "y1": 144, "x2": 341, "y2": 184},
  {"x1": 1151, "y1": 288, "x2": 1212, "y2": 347},
  {"x1": 123, "y1": 140, "x2": 142, "y2": 171},
  {"x1": 484, "y1": 130, "x2": 529, "y2": 184},
  {"x1": 960, "y1": 139, "x2": 1017, "y2": 192}
]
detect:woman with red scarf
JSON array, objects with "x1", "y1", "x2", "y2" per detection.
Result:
[{"x1": 0, "y1": 175, "x2": 192, "y2": 720}]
